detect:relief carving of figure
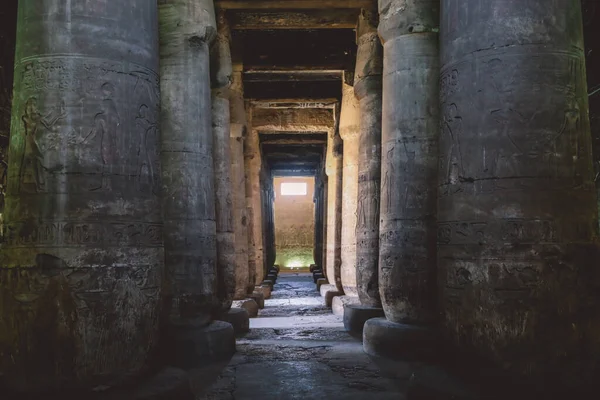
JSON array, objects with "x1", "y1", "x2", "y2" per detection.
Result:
[
  {"x1": 357, "y1": 189, "x2": 368, "y2": 229},
  {"x1": 382, "y1": 145, "x2": 394, "y2": 212},
  {"x1": 440, "y1": 103, "x2": 464, "y2": 184},
  {"x1": 20, "y1": 97, "x2": 66, "y2": 192},
  {"x1": 135, "y1": 104, "x2": 158, "y2": 194},
  {"x1": 83, "y1": 83, "x2": 120, "y2": 191}
]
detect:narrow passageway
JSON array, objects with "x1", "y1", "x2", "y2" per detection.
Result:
[{"x1": 199, "y1": 273, "x2": 404, "y2": 400}]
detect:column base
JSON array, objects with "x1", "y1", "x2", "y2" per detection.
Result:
[
  {"x1": 232, "y1": 299, "x2": 259, "y2": 318},
  {"x1": 249, "y1": 291, "x2": 265, "y2": 309},
  {"x1": 316, "y1": 278, "x2": 328, "y2": 291},
  {"x1": 255, "y1": 285, "x2": 272, "y2": 299},
  {"x1": 312, "y1": 272, "x2": 324, "y2": 283},
  {"x1": 266, "y1": 273, "x2": 277, "y2": 283},
  {"x1": 167, "y1": 320, "x2": 236, "y2": 369},
  {"x1": 320, "y1": 284, "x2": 343, "y2": 307},
  {"x1": 216, "y1": 308, "x2": 250, "y2": 334},
  {"x1": 272, "y1": 265, "x2": 280, "y2": 273},
  {"x1": 343, "y1": 304, "x2": 385, "y2": 339},
  {"x1": 363, "y1": 318, "x2": 440, "y2": 362},
  {"x1": 332, "y1": 295, "x2": 359, "y2": 316},
  {"x1": 262, "y1": 280, "x2": 274, "y2": 289},
  {"x1": 319, "y1": 284, "x2": 336, "y2": 297}
]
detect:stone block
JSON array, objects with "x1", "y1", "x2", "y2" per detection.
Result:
[
  {"x1": 249, "y1": 292, "x2": 265, "y2": 309},
  {"x1": 343, "y1": 304, "x2": 385, "y2": 339},
  {"x1": 363, "y1": 318, "x2": 440, "y2": 362},
  {"x1": 319, "y1": 284, "x2": 336, "y2": 297},
  {"x1": 316, "y1": 278, "x2": 328, "y2": 291},
  {"x1": 216, "y1": 308, "x2": 250, "y2": 334},
  {"x1": 255, "y1": 285, "x2": 272, "y2": 299},
  {"x1": 166, "y1": 320, "x2": 236, "y2": 369},
  {"x1": 232, "y1": 299, "x2": 259, "y2": 318},
  {"x1": 332, "y1": 295, "x2": 359, "y2": 316}
]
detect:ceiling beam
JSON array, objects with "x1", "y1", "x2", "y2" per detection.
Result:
[
  {"x1": 244, "y1": 70, "x2": 342, "y2": 82},
  {"x1": 251, "y1": 98, "x2": 338, "y2": 109},
  {"x1": 229, "y1": 10, "x2": 359, "y2": 29},
  {"x1": 216, "y1": 0, "x2": 373, "y2": 10}
]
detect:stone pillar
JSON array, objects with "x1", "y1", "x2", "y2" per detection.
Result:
[
  {"x1": 0, "y1": 1, "x2": 163, "y2": 392},
  {"x1": 211, "y1": 9, "x2": 235, "y2": 313},
  {"x1": 230, "y1": 68, "x2": 251, "y2": 299},
  {"x1": 436, "y1": 0, "x2": 600, "y2": 387},
  {"x1": 333, "y1": 74, "x2": 361, "y2": 316},
  {"x1": 159, "y1": 0, "x2": 234, "y2": 367},
  {"x1": 344, "y1": 9, "x2": 385, "y2": 338},
  {"x1": 363, "y1": 0, "x2": 440, "y2": 359},
  {"x1": 262, "y1": 168, "x2": 276, "y2": 269},
  {"x1": 324, "y1": 125, "x2": 345, "y2": 295},
  {"x1": 244, "y1": 111, "x2": 265, "y2": 287},
  {"x1": 313, "y1": 172, "x2": 325, "y2": 269}
]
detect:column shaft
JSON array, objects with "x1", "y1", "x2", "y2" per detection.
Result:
[
  {"x1": 354, "y1": 11, "x2": 383, "y2": 308},
  {"x1": 244, "y1": 114, "x2": 265, "y2": 287},
  {"x1": 325, "y1": 129, "x2": 344, "y2": 291},
  {"x1": 378, "y1": 0, "x2": 440, "y2": 324},
  {"x1": 159, "y1": 0, "x2": 218, "y2": 327},
  {"x1": 230, "y1": 70, "x2": 251, "y2": 299},
  {"x1": 439, "y1": 0, "x2": 598, "y2": 382},
  {"x1": 211, "y1": 10, "x2": 235, "y2": 312},
  {"x1": 339, "y1": 77, "x2": 361, "y2": 296},
  {"x1": 0, "y1": 1, "x2": 163, "y2": 391}
]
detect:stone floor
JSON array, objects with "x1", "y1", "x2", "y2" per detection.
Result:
[{"x1": 195, "y1": 273, "x2": 407, "y2": 400}]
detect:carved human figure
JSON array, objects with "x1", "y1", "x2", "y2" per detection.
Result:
[
  {"x1": 82, "y1": 82, "x2": 120, "y2": 191},
  {"x1": 135, "y1": 104, "x2": 157, "y2": 193},
  {"x1": 440, "y1": 102, "x2": 463, "y2": 184},
  {"x1": 20, "y1": 97, "x2": 65, "y2": 192}
]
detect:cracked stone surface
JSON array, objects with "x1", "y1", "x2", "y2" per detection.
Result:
[{"x1": 195, "y1": 273, "x2": 406, "y2": 399}]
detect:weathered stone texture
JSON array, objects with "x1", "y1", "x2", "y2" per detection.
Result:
[
  {"x1": 0, "y1": 0, "x2": 163, "y2": 392},
  {"x1": 325, "y1": 126, "x2": 344, "y2": 291},
  {"x1": 0, "y1": 0, "x2": 16, "y2": 210},
  {"x1": 378, "y1": 0, "x2": 440, "y2": 324},
  {"x1": 354, "y1": 10, "x2": 383, "y2": 308},
  {"x1": 160, "y1": 0, "x2": 218, "y2": 327},
  {"x1": 211, "y1": 10, "x2": 236, "y2": 312},
  {"x1": 244, "y1": 111, "x2": 263, "y2": 288},
  {"x1": 230, "y1": 68, "x2": 251, "y2": 299},
  {"x1": 252, "y1": 108, "x2": 334, "y2": 132},
  {"x1": 438, "y1": 0, "x2": 600, "y2": 384},
  {"x1": 582, "y1": 0, "x2": 600, "y2": 223},
  {"x1": 339, "y1": 78, "x2": 360, "y2": 297}
]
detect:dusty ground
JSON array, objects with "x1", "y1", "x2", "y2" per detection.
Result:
[{"x1": 196, "y1": 273, "x2": 408, "y2": 400}]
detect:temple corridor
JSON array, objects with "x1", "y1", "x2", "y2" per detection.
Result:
[
  {"x1": 199, "y1": 273, "x2": 406, "y2": 400},
  {"x1": 1, "y1": 0, "x2": 600, "y2": 399}
]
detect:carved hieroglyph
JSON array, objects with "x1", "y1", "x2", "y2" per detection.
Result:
[
  {"x1": 377, "y1": 0, "x2": 440, "y2": 324},
  {"x1": 0, "y1": 2, "x2": 163, "y2": 392},
  {"x1": 339, "y1": 78, "x2": 360, "y2": 297},
  {"x1": 438, "y1": 0, "x2": 599, "y2": 381},
  {"x1": 354, "y1": 9, "x2": 383, "y2": 308}
]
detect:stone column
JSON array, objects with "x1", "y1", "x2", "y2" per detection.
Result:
[
  {"x1": 437, "y1": 0, "x2": 599, "y2": 387},
  {"x1": 159, "y1": 0, "x2": 234, "y2": 367},
  {"x1": 244, "y1": 111, "x2": 265, "y2": 287},
  {"x1": 0, "y1": 1, "x2": 163, "y2": 392},
  {"x1": 324, "y1": 126, "x2": 345, "y2": 299},
  {"x1": 313, "y1": 172, "x2": 325, "y2": 269},
  {"x1": 344, "y1": 9, "x2": 385, "y2": 338},
  {"x1": 230, "y1": 68, "x2": 251, "y2": 299},
  {"x1": 211, "y1": 9, "x2": 236, "y2": 314},
  {"x1": 364, "y1": 0, "x2": 439, "y2": 357},
  {"x1": 333, "y1": 74, "x2": 361, "y2": 316},
  {"x1": 363, "y1": 0, "x2": 440, "y2": 360}
]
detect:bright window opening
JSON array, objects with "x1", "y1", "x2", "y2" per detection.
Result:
[{"x1": 281, "y1": 182, "x2": 307, "y2": 196}]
